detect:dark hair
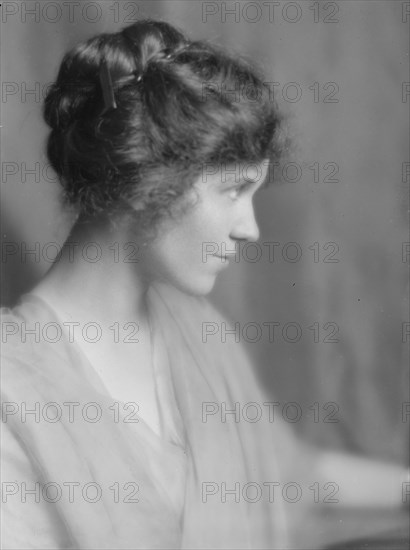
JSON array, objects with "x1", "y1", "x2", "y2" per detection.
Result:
[{"x1": 43, "y1": 18, "x2": 288, "y2": 236}]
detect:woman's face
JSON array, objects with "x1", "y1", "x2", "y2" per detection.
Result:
[{"x1": 142, "y1": 160, "x2": 270, "y2": 296}]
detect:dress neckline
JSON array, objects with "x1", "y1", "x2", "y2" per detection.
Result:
[{"x1": 19, "y1": 291, "x2": 186, "y2": 452}]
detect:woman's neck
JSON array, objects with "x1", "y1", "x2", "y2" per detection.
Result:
[{"x1": 32, "y1": 216, "x2": 151, "y2": 327}]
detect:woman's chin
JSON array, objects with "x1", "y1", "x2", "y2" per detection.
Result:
[{"x1": 162, "y1": 273, "x2": 217, "y2": 297}]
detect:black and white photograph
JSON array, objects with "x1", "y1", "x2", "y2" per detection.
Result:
[{"x1": 1, "y1": 1, "x2": 409, "y2": 548}]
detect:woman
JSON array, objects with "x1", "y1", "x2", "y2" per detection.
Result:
[{"x1": 1, "y1": 18, "x2": 407, "y2": 550}]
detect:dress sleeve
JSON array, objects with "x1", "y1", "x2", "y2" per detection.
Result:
[{"x1": 1, "y1": 420, "x2": 71, "y2": 549}]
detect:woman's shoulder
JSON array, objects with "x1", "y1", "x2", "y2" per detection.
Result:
[
  {"x1": 1, "y1": 296, "x2": 64, "y2": 360},
  {"x1": 1, "y1": 296, "x2": 83, "y2": 404},
  {"x1": 1, "y1": 299, "x2": 41, "y2": 366}
]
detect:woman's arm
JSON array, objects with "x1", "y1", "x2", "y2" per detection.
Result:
[{"x1": 315, "y1": 448, "x2": 409, "y2": 508}]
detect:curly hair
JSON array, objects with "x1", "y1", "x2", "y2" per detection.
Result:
[{"x1": 43, "y1": 18, "x2": 288, "y2": 237}]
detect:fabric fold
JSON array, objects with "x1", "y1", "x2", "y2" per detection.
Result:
[{"x1": 1, "y1": 282, "x2": 318, "y2": 549}]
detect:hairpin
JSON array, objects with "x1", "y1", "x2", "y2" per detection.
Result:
[
  {"x1": 99, "y1": 59, "x2": 117, "y2": 113},
  {"x1": 132, "y1": 49, "x2": 172, "y2": 84},
  {"x1": 125, "y1": 46, "x2": 188, "y2": 89}
]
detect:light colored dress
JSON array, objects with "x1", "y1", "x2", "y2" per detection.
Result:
[{"x1": 1, "y1": 282, "x2": 317, "y2": 549}]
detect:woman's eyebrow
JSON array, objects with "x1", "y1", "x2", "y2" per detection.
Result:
[{"x1": 216, "y1": 165, "x2": 269, "y2": 187}]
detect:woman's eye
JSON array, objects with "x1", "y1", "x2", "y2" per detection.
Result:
[
  {"x1": 228, "y1": 187, "x2": 241, "y2": 200},
  {"x1": 227, "y1": 182, "x2": 250, "y2": 201}
]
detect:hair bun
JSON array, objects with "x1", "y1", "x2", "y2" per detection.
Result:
[
  {"x1": 44, "y1": 79, "x2": 96, "y2": 131},
  {"x1": 43, "y1": 19, "x2": 284, "y2": 225},
  {"x1": 121, "y1": 19, "x2": 186, "y2": 73}
]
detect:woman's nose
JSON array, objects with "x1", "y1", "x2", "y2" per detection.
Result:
[{"x1": 230, "y1": 203, "x2": 260, "y2": 243}]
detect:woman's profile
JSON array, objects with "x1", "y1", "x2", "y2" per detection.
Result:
[{"x1": 1, "y1": 18, "x2": 407, "y2": 550}]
